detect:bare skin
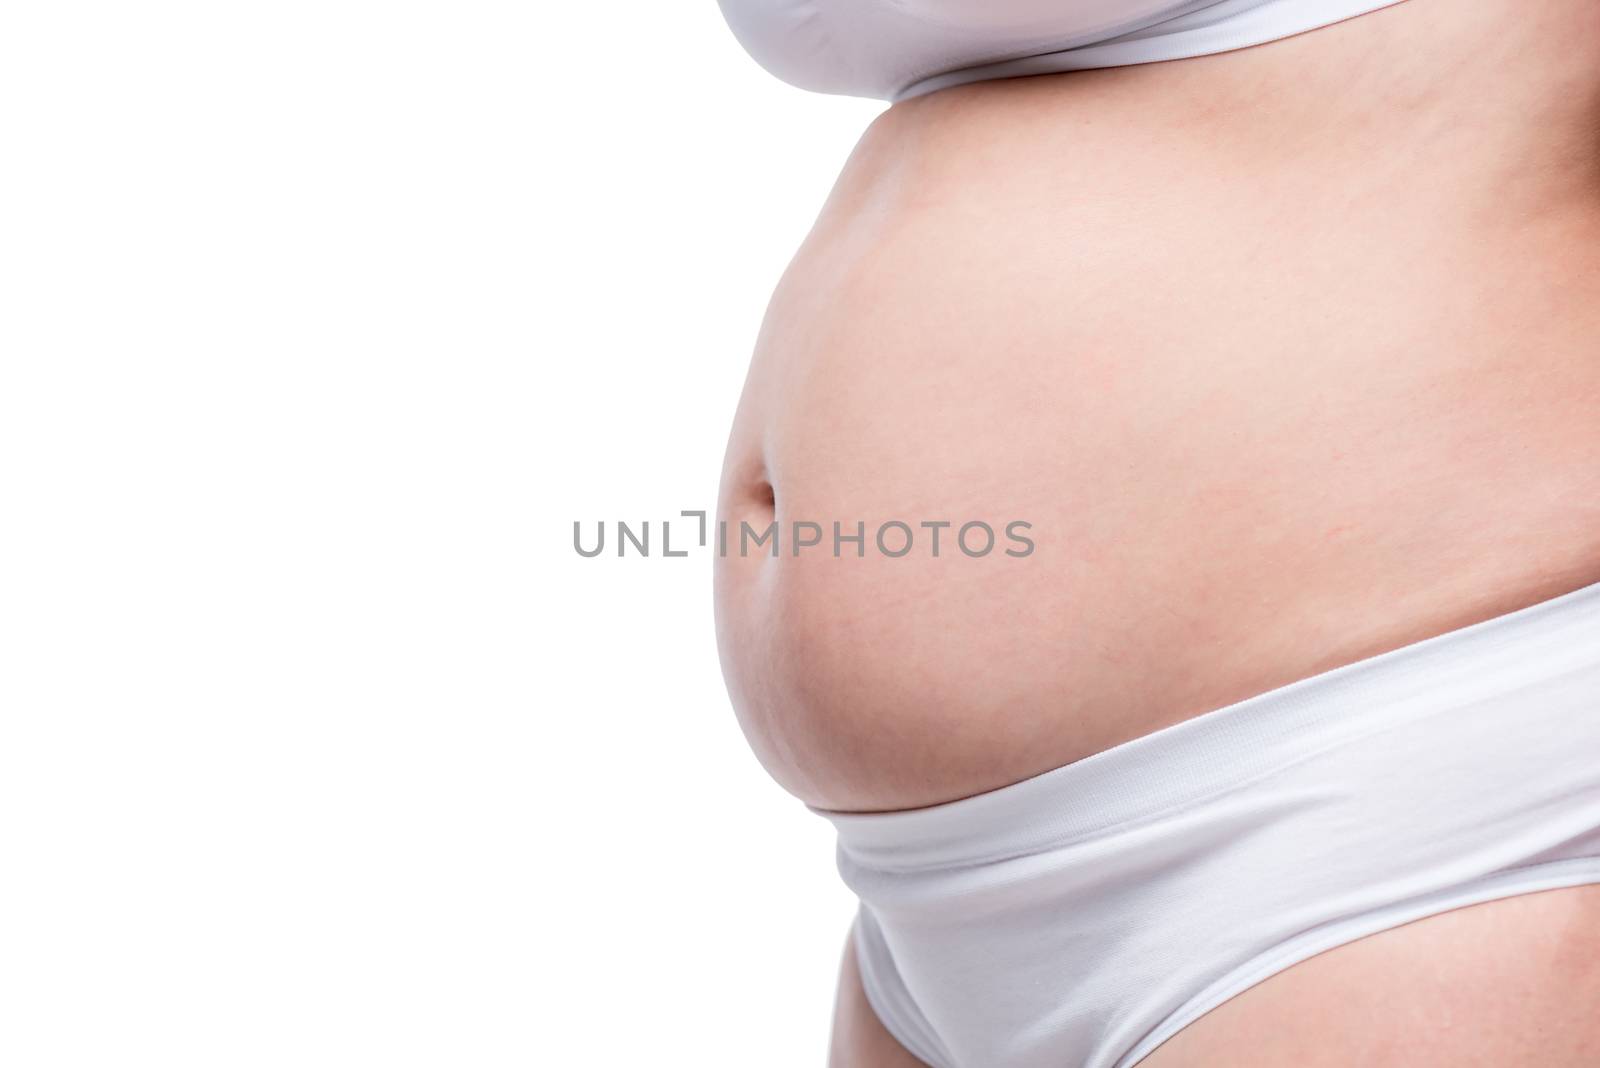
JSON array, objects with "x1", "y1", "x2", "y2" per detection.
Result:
[
  {"x1": 828, "y1": 933, "x2": 927, "y2": 1068},
  {"x1": 715, "y1": 0, "x2": 1600, "y2": 1061},
  {"x1": 830, "y1": 887, "x2": 1600, "y2": 1066}
]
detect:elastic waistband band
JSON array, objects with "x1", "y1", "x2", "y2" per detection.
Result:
[{"x1": 817, "y1": 578, "x2": 1600, "y2": 871}]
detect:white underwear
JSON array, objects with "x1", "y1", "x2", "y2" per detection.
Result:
[{"x1": 816, "y1": 578, "x2": 1600, "y2": 1068}]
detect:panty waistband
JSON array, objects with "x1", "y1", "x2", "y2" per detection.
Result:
[{"x1": 816, "y1": 578, "x2": 1600, "y2": 871}]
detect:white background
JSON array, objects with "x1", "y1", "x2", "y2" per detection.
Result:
[{"x1": 2, "y1": 3, "x2": 881, "y2": 1064}]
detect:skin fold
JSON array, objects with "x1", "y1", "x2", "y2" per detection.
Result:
[{"x1": 714, "y1": 0, "x2": 1600, "y2": 1061}]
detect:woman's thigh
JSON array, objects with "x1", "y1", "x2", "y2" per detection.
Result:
[
  {"x1": 1140, "y1": 885, "x2": 1600, "y2": 1067},
  {"x1": 833, "y1": 885, "x2": 1600, "y2": 1068},
  {"x1": 829, "y1": 933, "x2": 929, "y2": 1068}
]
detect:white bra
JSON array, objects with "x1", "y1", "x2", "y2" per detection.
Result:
[{"x1": 717, "y1": 0, "x2": 1410, "y2": 100}]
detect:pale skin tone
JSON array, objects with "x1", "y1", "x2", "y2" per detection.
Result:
[
  {"x1": 830, "y1": 887, "x2": 1600, "y2": 1066},
  {"x1": 715, "y1": 0, "x2": 1600, "y2": 1061}
]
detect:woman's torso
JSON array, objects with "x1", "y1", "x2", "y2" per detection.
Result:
[{"x1": 716, "y1": 0, "x2": 1600, "y2": 813}]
